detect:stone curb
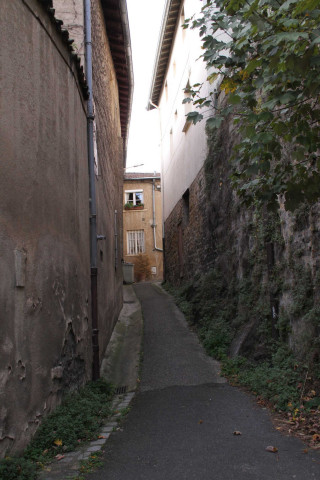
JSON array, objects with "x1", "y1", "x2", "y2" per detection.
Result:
[{"x1": 38, "y1": 391, "x2": 135, "y2": 480}]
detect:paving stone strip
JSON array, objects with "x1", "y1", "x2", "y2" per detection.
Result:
[{"x1": 38, "y1": 392, "x2": 135, "y2": 480}]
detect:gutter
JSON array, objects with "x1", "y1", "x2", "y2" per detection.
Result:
[
  {"x1": 124, "y1": 176, "x2": 161, "y2": 181},
  {"x1": 84, "y1": 0, "x2": 99, "y2": 381},
  {"x1": 147, "y1": 0, "x2": 171, "y2": 110},
  {"x1": 119, "y1": 0, "x2": 134, "y2": 166}
]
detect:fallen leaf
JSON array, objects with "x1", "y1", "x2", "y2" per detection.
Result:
[
  {"x1": 312, "y1": 434, "x2": 320, "y2": 442},
  {"x1": 303, "y1": 449, "x2": 309, "y2": 454},
  {"x1": 55, "y1": 454, "x2": 65, "y2": 461},
  {"x1": 199, "y1": 420, "x2": 203, "y2": 424},
  {"x1": 53, "y1": 439, "x2": 63, "y2": 446},
  {"x1": 98, "y1": 435, "x2": 106, "y2": 439},
  {"x1": 233, "y1": 431, "x2": 242, "y2": 435},
  {"x1": 266, "y1": 446, "x2": 278, "y2": 453}
]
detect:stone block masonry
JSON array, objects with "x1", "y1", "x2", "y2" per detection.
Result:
[{"x1": 164, "y1": 167, "x2": 215, "y2": 285}]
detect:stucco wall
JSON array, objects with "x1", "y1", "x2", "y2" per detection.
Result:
[
  {"x1": 123, "y1": 179, "x2": 163, "y2": 281},
  {"x1": 0, "y1": 0, "x2": 90, "y2": 455},
  {"x1": 158, "y1": 0, "x2": 218, "y2": 221}
]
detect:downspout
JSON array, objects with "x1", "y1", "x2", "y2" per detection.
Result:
[
  {"x1": 114, "y1": 210, "x2": 118, "y2": 270},
  {"x1": 84, "y1": 0, "x2": 100, "y2": 381},
  {"x1": 149, "y1": 100, "x2": 165, "y2": 274},
  {"x1": 152, "y1": 179, "x2": 163, "y2": 252}
]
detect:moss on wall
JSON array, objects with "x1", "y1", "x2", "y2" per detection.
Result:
[{"x1": 165, "y1": 116, "x2": 320, "y2": 377}]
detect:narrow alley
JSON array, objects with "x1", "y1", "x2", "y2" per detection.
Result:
[{"x1": 87, "y1": 284, "x2": 320, "y2": 480}]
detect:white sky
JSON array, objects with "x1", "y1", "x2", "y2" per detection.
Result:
[{"x1": 126, "y1": 0, "x2": 166, "y2": 173}]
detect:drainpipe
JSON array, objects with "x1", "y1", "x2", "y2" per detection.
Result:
[
  {"x1": 114, "y1": 210, "x2": 118, "y2": 270},
  {"x1": 84, "y1": 0, "x2": 99, "y2": 381},
  {"x1": 152, "y1": 179, "x2": 163, "y2": 252},
  {"x1": 149, "y1": 100, "x2": 165, "y2": 276}
]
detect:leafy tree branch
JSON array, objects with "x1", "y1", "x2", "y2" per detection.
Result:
[{"x1": 184, "y1": 0, "x2": 320, "y2": 210}]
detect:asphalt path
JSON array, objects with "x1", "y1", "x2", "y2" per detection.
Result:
[{"x1": 88, "y1": 283, "x2": 320, "y2": 480}]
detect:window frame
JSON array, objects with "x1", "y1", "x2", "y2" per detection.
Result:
[
  {"x1": 127, "y1": 230, "x2": 145, "y2": 255},
  {"x1": 125, "y1": 190, "x2": 144, "y2": 206}
]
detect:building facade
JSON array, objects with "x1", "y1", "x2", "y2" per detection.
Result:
[
  {"x1": 0, "y1": 0, "x2": 132, "y2": 456},
  {"x1": 148, "y1": 0, "x2": 320, "y2": 366},
  {"x1": 148, "y1": 0, "x2": 219, "y2": 284},
  {"x1": 123, "y1": 173, "x2": 163, "y2": 282}
]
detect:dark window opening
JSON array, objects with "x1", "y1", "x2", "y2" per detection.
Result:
[{"x1": 182, "y1": 188, "x2": 190, "y2": 225}]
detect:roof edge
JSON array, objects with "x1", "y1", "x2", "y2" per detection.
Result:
[
  {"x1": 147, "y1": 0, "x2": 182, "y2": 111},
  {"x1": 147, "y1": 0, "x2": 172, "y2": 111},
  {"x1": 119, "y1": 0, "x2": 134, "y2": 158},
  {"x1": 38, "y1": 0, "x2": 88, "y2": 99}
]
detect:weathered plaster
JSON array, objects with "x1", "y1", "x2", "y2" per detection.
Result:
[{"x1": 0, "y1": 0, "x2": 90, "y2": 455}]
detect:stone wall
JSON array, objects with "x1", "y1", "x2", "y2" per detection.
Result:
[
  {"x1": 0, "y1": 0, "x2": 90, "y2": 455},
  {"x1": 164, "y1": 167, "x2": 215, "y2": 284},
  {"x1": 91, "y1": 0, "x2": 124, "y2": 352},
  {"x1": 164, "y1": 111, "x2": 320, "y2": 362}
]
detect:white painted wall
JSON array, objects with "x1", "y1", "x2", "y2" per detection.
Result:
[{"x1": 158, "y1": 0, "x2": 212, "y2": 221}]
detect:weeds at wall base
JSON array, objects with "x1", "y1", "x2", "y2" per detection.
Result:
[
  {"x1": 163, "y1": 277, "x2": 320, "y2": 416},
  {"x1": 71, "y1": 451, "x2": 104, "y2": 480},
  {"x1": 0, "y1": 380, "x2": 114, "y2": 480}
]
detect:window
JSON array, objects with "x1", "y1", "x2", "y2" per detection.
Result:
[
  {"x1": 127, "y1": 230, "x2": 145, "y2": 255},
  {"x1": 125, "y1": 190, "x2": 144, "y2": 206},
  {"x1": 182, "y1": 188, "x2": 190, "y2": 225},
  {"x1": 170, "y1": 128, "x2": 173, "y2": 156}
]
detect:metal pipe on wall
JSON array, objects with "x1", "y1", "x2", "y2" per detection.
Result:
[
  {"x1": 152, "y1": 179, "x2": 163, "y2": 252},
  {"x1": 114, "y1": 210, "x2": 118, "y2": 270},
  {"x1": 84, "y1": 0, "x2": 100, "y2": 380}
]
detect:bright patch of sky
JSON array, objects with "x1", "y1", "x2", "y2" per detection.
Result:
[{"x1": 126, "y1": 0, "x2": 166, "y2": 173}]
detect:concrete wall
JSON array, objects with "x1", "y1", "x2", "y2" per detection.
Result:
[
  {"x1": 123, "y1": 180, "x2": 163, "y2": 281},
  {"x1": 0, "y1": 0, "x2": 90, "y2": 455}
]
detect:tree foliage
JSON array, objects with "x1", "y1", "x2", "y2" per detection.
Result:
[{"x1": 184, "y1": 0, "x2": 320, "y2": 209}]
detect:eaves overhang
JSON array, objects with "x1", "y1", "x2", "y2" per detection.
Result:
[
  {"x1": 147, "y1": 0, "x2": 182, "y2": 110},
  {"x1": 100, "y1": 0, "x2": 134, "y2": 155}
]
